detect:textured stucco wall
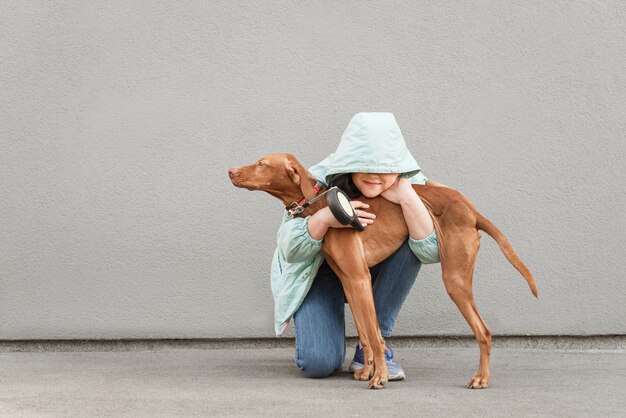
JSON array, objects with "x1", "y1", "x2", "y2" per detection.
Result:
[{"x1": 1, "y1": 1, "x2": 624, "y2": 339}]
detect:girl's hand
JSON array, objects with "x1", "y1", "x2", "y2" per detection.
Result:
[
  {"x1": 307, "y1": 201, "x2": 375, "y2": 239},
  {"x1": 381, "y1": 177, "x2": 419, "y2": 205}
]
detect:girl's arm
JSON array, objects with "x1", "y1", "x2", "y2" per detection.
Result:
[
  {"x1": 382, "y1": 177, "x2": 434, "y2": 240},
  {"x1": 382, "y1": 176, "x2": 440, "y2": 263},
  {"x1": 306, "y1": 202, "x2": 375, "y2": 240},
  {"x1": 277, "y1": 202, "x2": 375, "y2": 263},
  {"x1": 276, "y1": 216, "x2": 323, "y2": 263}
]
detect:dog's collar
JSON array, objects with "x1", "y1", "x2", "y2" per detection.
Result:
[{"x1": 286, "y1": 181, "x2": 325, "y2": 218}]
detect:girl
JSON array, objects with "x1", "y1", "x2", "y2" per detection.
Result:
[{"x1": 271, "y1": 112, "x2": 441, "y2": 380}]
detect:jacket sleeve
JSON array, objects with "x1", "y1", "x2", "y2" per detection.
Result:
[
  {"x1": 277, "y1": 215, "x2": 323, "y2": 263},
  {"x1": 407, "y1": 229, "x2": 440, "y2": 264},
  {"x1": 408, "y1": 171, "x2": 428, "y2": 185}
]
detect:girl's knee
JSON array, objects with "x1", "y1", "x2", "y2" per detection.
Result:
[{"x1": 296, "y1": 352, "x2": 342, "y2": 378}]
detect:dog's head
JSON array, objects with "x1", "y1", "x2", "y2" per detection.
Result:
[{"x1": 228, "y1": 153, "x2": 318, "y2": 205}]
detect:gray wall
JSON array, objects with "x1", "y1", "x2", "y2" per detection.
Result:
[{"x1": 1, "y1": 1, "x2": 624, "y2": 340}]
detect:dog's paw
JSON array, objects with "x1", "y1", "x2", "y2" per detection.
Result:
[
  {"x1": 352, "y1": 366, "x2": 372, "y2": 381},
  {"x1": 367, "y1": 371, "x2": 389, "y2": 389},
  {"x1": 467, "y1": 374, "x2": 489, "y2": 389}
]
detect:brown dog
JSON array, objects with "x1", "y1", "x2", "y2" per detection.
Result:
[{"x1": 229, "y1": 153, "x2": 538, "y2": 389}]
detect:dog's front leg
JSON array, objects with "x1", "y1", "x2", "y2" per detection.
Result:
[
  {"x1": 339, "y1": 279, "x2": 375, "y2": 382},
  {"x1": 324, "y1": 230, "x2": 388, "y2": 389},
  {"x1": 345, "y1": 276, "x2": 387, "y2": 389}
]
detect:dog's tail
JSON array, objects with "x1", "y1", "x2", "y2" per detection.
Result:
[{"x1": 476, "y1": 213, "x2": 538, "y2": 298}]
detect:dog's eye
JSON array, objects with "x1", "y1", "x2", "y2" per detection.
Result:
[{"x1": 258, "y1": 160, "x2": 268, "y2": 167}]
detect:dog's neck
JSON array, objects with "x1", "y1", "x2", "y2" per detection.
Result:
[
  {"x1": 282, "y1": 177, "x2": 317, "y2": 203},
  {"x1": 274, "y1": 176, "x2": 325, "y2": 214}
]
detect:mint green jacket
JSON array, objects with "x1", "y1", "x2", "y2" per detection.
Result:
[{"x1": 270, "y1": 113, "x2": 440, "y2": 335}]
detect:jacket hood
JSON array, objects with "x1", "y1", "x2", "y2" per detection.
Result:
[{"x1": 310, "y1": 112, "x2": 421, "y2": 184}]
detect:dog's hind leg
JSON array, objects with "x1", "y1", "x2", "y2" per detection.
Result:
[{"x1": 440, "y1": 227, "x2": 492, "y2": 389}]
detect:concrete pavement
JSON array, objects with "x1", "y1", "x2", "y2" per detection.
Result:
[{"x1": 0, "y1": 344, "x2": 625, "y2": 417}]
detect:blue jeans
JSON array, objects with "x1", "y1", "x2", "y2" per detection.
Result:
[{"x1": 293, "y1": 240, "x2": 422, "y2": 378}]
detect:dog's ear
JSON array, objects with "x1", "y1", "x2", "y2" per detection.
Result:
[
  {"x1": 285, "y1": 161, "x2": 301, "y2": 185},
  {"x1": 285, "y1": 158, "x2": 316, "y2": 200}
]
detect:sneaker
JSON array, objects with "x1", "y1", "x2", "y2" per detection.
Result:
[{"x1": 349, "y1": 343, "x2": 405, "y2": 381}]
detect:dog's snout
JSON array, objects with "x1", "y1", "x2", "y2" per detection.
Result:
[{"x1": 228, "y1": 168, "x2": 239, "y2": 179}]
